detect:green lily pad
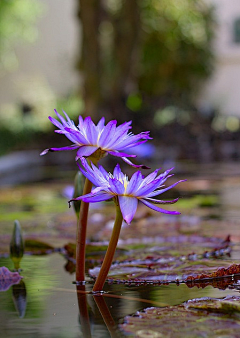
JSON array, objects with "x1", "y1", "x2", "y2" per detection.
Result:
[{"x1": 120, "y1": 296, "x2": 240, "y2": 337}]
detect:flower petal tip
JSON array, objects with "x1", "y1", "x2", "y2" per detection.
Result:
[{"x1": 40, "y1": 149, "x2": 49, "y2": 156}]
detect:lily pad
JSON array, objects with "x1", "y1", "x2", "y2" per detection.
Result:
[
  {"x1": 88, "y1": 235, "x2": 233, "y2": 287},
  {"x1": 120, "y1": 296, "x2": 240, "y2": 337}
]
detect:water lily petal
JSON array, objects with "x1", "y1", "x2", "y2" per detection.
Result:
[
  {"x1": 40, "y1": 145, "x2": 78, "y2": 155},
  {"x1": 98, "y1": 120, "x2": 117, "y2": 146},
  {"x1": 115, "y1": 132, "x2": 152, "y2": 149},
  {"x1": 118, "y1": 196, "x2": 138, "y2": 224},
  {"x1": 76, "y1": 146, "x2": 98, "y2": 160},
  {"x1": 141, "y1": 199, "x2": 181, "y2": 215},
  {"x1": 108, "y1": 151, "x2": 136, "y2": 158},
  {"x1": 84, "y1": 116, "x2": 98, "y2": 144},
  {"x1": 109, "y1": 178, "x2": 125, "y2": 194},
  {"x1": 146, "y1": 180, "x2": 186, "y2": 197},
  {"x1": 69, "y1": 191, "x2": 112, "y2": 204},
  {"x1": 122, "y1": 157, "x2": 150, "y2": 169},
  {"x1": 126, "y1": 171, "x2": 143, "y2": 195},
  {"x1": 145, "y1": 197, "x2": 179, "y2": 204},
  {"x1": 64, "y1": 127, "x2": 89, "y2": 145}
]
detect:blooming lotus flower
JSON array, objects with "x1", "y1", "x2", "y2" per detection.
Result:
[
  {"x1": 40, "y1": 110, "x2": 152, "y2": 168},
  {"x1": 69, "y1": 158, "x2": 185, "y2": 224}
]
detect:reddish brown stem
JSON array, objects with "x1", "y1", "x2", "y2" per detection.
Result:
[
  {"x1": 93, "y1": 204, "x2": 123, "y2": 292},
  {"x1": 76, "y1": 178, "x2": 93, "y2": 282}
]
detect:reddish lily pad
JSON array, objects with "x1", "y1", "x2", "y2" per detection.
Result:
[{"x1": 120, "y1": 296, "x2": 240, "y2": 337}]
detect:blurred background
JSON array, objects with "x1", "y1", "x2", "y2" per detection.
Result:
[{"x1": 1, "y1": 0, "x2": 240, "y2": 175}]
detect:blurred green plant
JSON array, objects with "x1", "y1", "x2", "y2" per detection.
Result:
[
  {"x1": 138, "y1": 0, "x2": 215, "y2": 100},
  {"x1": 78, "y1": 0, "x2": 215, "y2": 120},
  {"x1": 0, "y1": 92, "x2": 83, "y2": 154},
  {"x1": 0, "y1": 0, "x2": 43, "y2": 73}
]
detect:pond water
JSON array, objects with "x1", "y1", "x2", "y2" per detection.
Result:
[
  {"x1": 1, "y1": 161, "x2": 240, "y2": 337},
  {"x1": 1, "y1": 253, "x2": 240, "y2": 338}
]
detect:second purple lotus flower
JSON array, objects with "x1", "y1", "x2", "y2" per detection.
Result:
[{"x1": 70, "y1": 158, "x2": 185, "y2": 224}]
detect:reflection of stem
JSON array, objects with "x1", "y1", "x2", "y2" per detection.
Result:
[
  {"x1": 93, "y1": 295, "x2": 119, "y2": 338},
  {"x1": 76, "y1": 285, "x2": 92, "y2": 338},
  {"x1": 93, "y1": 204, "x2": 123, "y2": 292},
  {"x1": 76, "y1": 178, "x2": 93, "y2": 282}
]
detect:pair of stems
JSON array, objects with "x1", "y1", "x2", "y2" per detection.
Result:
[{"x1": 76, "y1": 178, "x2": 123, "y2": 292}]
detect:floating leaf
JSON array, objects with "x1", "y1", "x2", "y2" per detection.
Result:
[
  {"x1": 0, "y1": 266, "x2": 23, "y2": 292},
  {"x1": 88, "y1": 235, "x2": 233, "y2": 288},
  {"x1": 120, "y1": 297, "x2": 240, "y2": 337},
  {"x1": 24, "y1": 239, "x2": 54, "y2": 255}
]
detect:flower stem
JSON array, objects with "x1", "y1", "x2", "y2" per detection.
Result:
[
  {"x1": 76, "y1": 177, "x2": 93, "y2": 282},
  {"x1": 93, "y1": 204, "x2": 123, "y2": 292}
]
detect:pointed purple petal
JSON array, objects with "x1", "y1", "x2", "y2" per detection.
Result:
[
  {"x1": 109, "y1": 178, "x2": 125, "y2": 194},
  {"x1": 98, "y1": 120, "x2": 117, "y2": 146},
  {"x1": 108, "y1": 151, "x2": 136, "y2": 158},
  {"x1": 125, "y1": 171, "x2": 142, "y2": 195},
  {"x1": 80, "y1": 192, "x2": 112, "y2": 203},
  {"x1": 118, "y1": 196, "x2": 138, "y2": 224},
  {"x1": 75, "y1": 146, "x2": 98, "y2": 160},
  {"x1": 122, "y1": 157, "x2": 150, "y2": 169},
  {"x1": 49, "y1": 116, "x2": 64, "y2": 130},
  {"x1": 141, "y1": 199, "x2": 181, "y2": 215},
  {"x1": 144, "y1": 197, "x2": 179, "y2": 204},
  {"x1": 97, "y1": 117, "x2": 105, "y2": 131},
  {"x1": 54, "y1": 109, "x2": 70, "y2": 127},
  {"x1": 64, "y1": 127, "x2": 89, "y2": 144},
  {"x1": 115, "y1": 132, "x2": 152, "y2": 150},
  {"x1": 139, "y1": 168, "x2": 161, "y2": 187},
  {"x1": 84, "y1": 116, "x2": 98, "y2": 144},
  {"x1": 146, "y1": 180, "x2": 187, "y2": 197},
  {"x1": 104, "y1": 121, "x2": 132, "y2": 148},
  {"x1": 40, "y1": 145, "x2": 78, "y2": 155},
  {"x1": 77, "y1": 163, "x2": 101, "y2": 187},
  {"x1": 134, "y1": 180, "x2": 162, "y2": 197}
]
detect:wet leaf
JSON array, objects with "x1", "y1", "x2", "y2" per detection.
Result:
[
  {"x1": 24, "y1": 239, "x2": 55, "y2": 255},
  {"x1": 0, "y1": 266, "x2": 23, "y2": 292},
  {"x1": 185, "y1": 295, "x2": 240, "y2": 314},
  {"x1": 120, "y1": 297, "x2": 240, "y2": 337},
  {"x1": 88, "y1": 235, "x2": 234, "y2": 288}
]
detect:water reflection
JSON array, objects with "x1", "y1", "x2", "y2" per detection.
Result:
[
  {"x1": 0, "y1": 254, "x2": 240, "y2": 337},
  {"x1": 12, "y1": 279, "x2": 27, "y2": 318}
]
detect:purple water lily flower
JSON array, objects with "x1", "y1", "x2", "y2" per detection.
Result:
[
  {"x1": 40, "y1": 110, "x2": 152, "y2": 168},
  {"x1": 69, "y1": 158, "x2": 185, "y2": 224}
]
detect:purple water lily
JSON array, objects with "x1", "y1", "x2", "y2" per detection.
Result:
[
  {"x1": 69, "y1": 158, "x2": 185, "y2": 224},
  {"x1": 40, "y1": 110, "x2": 152, "y2": 168}
]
